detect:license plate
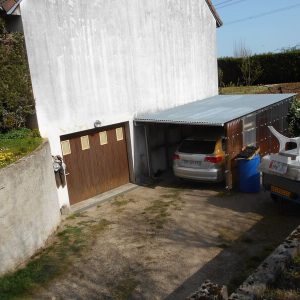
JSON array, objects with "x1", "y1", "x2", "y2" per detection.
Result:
[
  {"x1": 182, "y1": 160, "x2": 202, "y2": 167},
  {"x1": 271, "y1": 186, "x2": 292, "y2": 198},
  {"x1": 269, "y1": 160, "x2": 288, "y2": 174}
]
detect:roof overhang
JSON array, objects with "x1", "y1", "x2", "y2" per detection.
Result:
[
  {"x1": 135, "y1": 94, "x2": 296, "y2": 127},
  {"x1": 205, "y1": 0, "x2": 223, "y2": 28},
  {"x1": 0, "y1": 0, "x2": 22, "y2": 15},
  {"x1": 0, "y1": 0, "x2": 223, "y2": 26}
]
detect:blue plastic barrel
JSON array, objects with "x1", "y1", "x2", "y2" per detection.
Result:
[{"x1": 238, "y1": 154, "x2": 261, "y2": 193}]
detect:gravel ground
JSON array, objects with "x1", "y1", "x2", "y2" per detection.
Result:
[{"x1": 31, "y1": 178, "x2": 300, "y2": 300}]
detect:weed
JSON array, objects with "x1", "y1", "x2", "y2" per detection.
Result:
[
  {"x1": 261, "y1": 289, "x2": 300, "y2": 300},
  {"x1": 66, "y1": 212, "x2": 87, "y2": 220},
  {"x1": 216, "y1": 190, "x2": 235, "y2": 197},
  {"x1": 0, "y1": 129, "x2": 42, "y2": 168},
  {"x1": 90, "y1": 219, "x2": 112, "y2": 234},
  {"x1": 112, "y1": 196, "x2": 135, "y2": 207},
  {"x1": 66, "y1": 214, "x2": 77, "y2": 220},
  {"x1": 143, "y1": 192, "x2": 184, "y2": 229},
  {"x1": 111, "y1": 276, "x2": 139, "y2": 300},
  {"x1": 217, "y1": 227, "x2": 238, "y2": 243}
]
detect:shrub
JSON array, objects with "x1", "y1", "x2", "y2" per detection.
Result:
[
  {"x1": 287, "y1": 98, "x2": 300, "y2": 137},
  {"x1": 218, "y1": 51, "x2": 300, "y2": 86},
  {"x1": 0, "y1": 18, "x2": 35, "y2": 132}
]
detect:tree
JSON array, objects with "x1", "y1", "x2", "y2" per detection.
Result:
[
  {"x1": 233, "y1": 41, "x2": 263, "y2": 86},
  {"x1": 218, "y1": 67, "x2": 224, "y2": 87}
]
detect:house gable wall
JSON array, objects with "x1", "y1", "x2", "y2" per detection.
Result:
[
  {"x1": 21, "y1": 0, "x2": 218, "y2": 138},
  {"x1": 20, "y1": 0, "x2": 218, "y2": 206}
]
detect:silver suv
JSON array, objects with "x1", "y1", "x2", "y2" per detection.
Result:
[{"x1": 173, "y1": 137, "x2": 225, "y2": 182}]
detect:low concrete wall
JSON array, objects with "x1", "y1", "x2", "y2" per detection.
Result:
[
  {"x1": 229, "y1": 226, "x2": 300, "y2": 300},
  {"x1": 0, "y1": 140, "x2": 61, "y2": 275}
]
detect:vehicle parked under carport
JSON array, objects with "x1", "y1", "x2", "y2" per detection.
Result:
[
  {"x1": 172, "y1": 137, "x2": 225, "y2": 182},
  {"x1": 134, "y1": 94, "x2": 296, "y2": 189}
]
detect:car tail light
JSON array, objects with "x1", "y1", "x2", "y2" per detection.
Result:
[
  {"x1": 204, "y1": 156, "x2": 223, "y2": 163},
  {"x1": 172, "y1": 154, "x2": 180, "y2": 160}
]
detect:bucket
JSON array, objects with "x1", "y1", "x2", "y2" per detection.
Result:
[{"x1": 238, "y1": 154, "x2": 260, "y2": 193}]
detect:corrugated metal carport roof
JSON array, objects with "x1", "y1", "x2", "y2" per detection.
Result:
[{"x1": 135, "y1": 94, "x2": 296, "y2": 126}]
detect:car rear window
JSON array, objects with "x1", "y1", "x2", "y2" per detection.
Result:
[{"x1": 178, "y1": 140, "x2": 216, "y2": 154}]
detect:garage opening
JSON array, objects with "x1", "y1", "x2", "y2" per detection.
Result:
[
  {"x1": 61, "y1": 122, "x2": 131, "y2": 205},
  {"x1": 134, "y1": 94, "x2": 296, "y2": 189}
]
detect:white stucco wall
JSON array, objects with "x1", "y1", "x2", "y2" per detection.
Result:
[
  {"x1": 20, "y1": 0, "x2": 218, "y2": 206},
  {"x1": 0, "y1": 141, "x2": 61, "y2": 275}
]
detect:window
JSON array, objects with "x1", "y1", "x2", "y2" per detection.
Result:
[
  {"x1": 178, "y1": 140, "x2": 216, "y2": 154},
  {"x1": 116, "y1": 127, "x2": 123, "y2": 141},
  {"x1": 81, "y1": 135, "x2": 90, "y2": 150},
  {"x1": 99, "y1": 131, "x2": 108, "y2": 145},
  {"x1": 61, "y1": 140, "x2": 71, "y2": 155},
  {"x1": 243, "y1": 114, "x2": 256, "y2": 146}
]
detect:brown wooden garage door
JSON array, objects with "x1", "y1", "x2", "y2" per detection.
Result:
[{"x1": 60, "y1": 124, "x2": 130, "y2": 205}]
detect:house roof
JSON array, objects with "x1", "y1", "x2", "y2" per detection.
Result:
[
  {"x1": 205, "y1": 0, "x2": 223, "y2": 27},
  {"x1": 0, "y1": 0, "x2": 22, "y2": 15},
  {"x1": 135, "y1": 94, "x2": 296, "y2": 127},
  {"x1": 1, "y1": 0, "x2": 223, "y2": 26}
]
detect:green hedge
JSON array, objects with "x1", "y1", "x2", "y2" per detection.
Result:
[
  {"x1": 0, "y1": 18, "x2": 35, "y2": 132},
  {"x1": 218, "y1": 51, "x2": 300, "y2": 86}
]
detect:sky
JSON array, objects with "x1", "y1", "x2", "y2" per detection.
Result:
[{"x1": 211, "y1": 0, "x2": 300, "y2": 57}]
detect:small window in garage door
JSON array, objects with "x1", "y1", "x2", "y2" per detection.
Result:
[
  {"x1": 81, "y1": 135, "x2": 90, "y2": 150},
  {"x1": 99, "y1": 131, "x2": 108, "y2": 145},
  {"x1": 116, "y1": 127, "x2": 123, "y2": 141},
  {"x1": 61, "y1": 140, "x2": 71, "y2": 155}
]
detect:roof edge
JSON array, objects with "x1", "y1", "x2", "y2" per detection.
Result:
[
  {"x1": 205, "y1": 0, "x2": 223, "y2": 28},
  {"x1": 1, "y1": 0, "x2": 223, "y2": 26},
  {"x1": 1, "y1": 0, "x2": 22, "y2": 15}
]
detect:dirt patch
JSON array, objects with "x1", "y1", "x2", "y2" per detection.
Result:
[{"x1": 2, "y1": 179, "x2": 300, "y2": 300}]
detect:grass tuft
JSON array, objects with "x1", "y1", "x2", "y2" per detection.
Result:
[
  {"x1": 143, "y1": 192, "x2": 184, "y2": 229},
  {"x1": 0, "y1": 128, "x2": 42, "y2": 168},
  {"x1": 110, "y1": 276, "x2": 139, "y2": 300},
  {"x1": 0, "y1": 218, "x2": 111, "y2": 299}
]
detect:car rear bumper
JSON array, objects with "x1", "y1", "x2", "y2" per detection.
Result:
[{"x1": 173, "y1": 166, "x2": 224, "y2": 182}]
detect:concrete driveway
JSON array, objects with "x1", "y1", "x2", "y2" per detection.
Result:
[{"x1": 33, "y1": 178, "x2": 300, "y2": 300}]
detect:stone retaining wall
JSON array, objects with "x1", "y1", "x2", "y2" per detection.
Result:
[
  {"x1": 0, "y1": 140, "x2": 61, "y2": 275},
  {"x1": 229, "y1": 226, "x2": 300, "y2": 300}
]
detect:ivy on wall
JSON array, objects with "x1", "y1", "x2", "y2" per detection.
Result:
[{"x1": 0, "y1": 18, "x2": 35, "y2": 132}]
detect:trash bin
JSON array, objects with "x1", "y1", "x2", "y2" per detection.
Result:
[{"x1": 237, "y1": 154, "x2": 261, "y2": 193}]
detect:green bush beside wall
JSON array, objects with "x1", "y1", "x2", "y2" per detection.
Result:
[{"x1": 0, "y1": 18, "x2": 35, "y2": 132}]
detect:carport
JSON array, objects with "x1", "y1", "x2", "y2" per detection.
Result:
[{"x1": 134, "y1": 94, "x2": 296, "y2": 189}]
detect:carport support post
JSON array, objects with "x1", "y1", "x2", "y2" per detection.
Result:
[{"x1": 144, "y1": 124, "x2": 152, "y2": 178}]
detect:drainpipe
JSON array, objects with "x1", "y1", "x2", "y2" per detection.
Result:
[{"x1": 144, "y1": 125, "x2": 152, "y2": 178}]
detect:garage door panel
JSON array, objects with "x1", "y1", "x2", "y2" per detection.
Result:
[
  {"x1": 61, "y1": 124, "x2": 130, "y2": 205},
  {"x1": 109, "y1": 128, "x2": 130, "y2": 188}
]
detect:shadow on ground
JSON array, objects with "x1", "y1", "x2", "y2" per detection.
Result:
[
  {"x1": 157, "y1": 175, "x2": 300, "y2": 299},
  {"x1": 25, "y1": 173, "x2": 300, "y2": 300}
]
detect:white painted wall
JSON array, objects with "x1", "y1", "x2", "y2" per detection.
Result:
[
  {"x1": 20, "y1": 0, "x2": 218, "y2": 206},
  {"x1": 0, "y1": 141, "x2": 61, "y2": 275}
]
